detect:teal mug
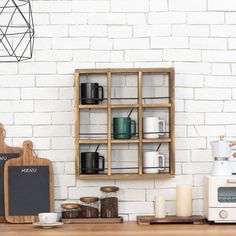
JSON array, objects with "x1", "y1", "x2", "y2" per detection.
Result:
[{"x1": 113, "y1": 117, "x2": 136, "y2": 139}]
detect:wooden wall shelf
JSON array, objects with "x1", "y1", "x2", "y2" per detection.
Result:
[{"x1": 74, "y1": 68, "x2": 175, "y2": 180}]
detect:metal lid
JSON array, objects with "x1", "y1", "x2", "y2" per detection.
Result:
[
  {"x1": 80, "y1": 197, "x2": 99, "y2": 203},
  {"x1": 61, "y1": 203, "x2": 80, "y2": 209},
  {"x1": 100, "y1": 186, "x2": 119, "y2": 193}
]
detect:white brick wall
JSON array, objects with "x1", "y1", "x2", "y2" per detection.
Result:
[{"x1": 1, "y1": 0, "x2": 236, "y2": 220}]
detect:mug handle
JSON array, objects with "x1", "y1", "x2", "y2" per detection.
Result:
[
  {"x1": 158, "y1": 154, "x2": 165, "y2": 171},
  {"x1": 98, "y1": 86, "x2": 104, "y2": 101},
  {"x1": 99, "y1": 155, "x2": 105, "y2": 171},
  {"x1": 131, "y1": 120, "x2": 136, "y2": 137},
  {"x1": 158, "y1": 120, "x2": 166, "y2": 136}
]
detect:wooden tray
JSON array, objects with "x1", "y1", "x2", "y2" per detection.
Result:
[
  {"x1": 137, "y1": 215, "x2": 205, "y2": 225},
  {"x1": 61, "y1": 217, "x2": 123, "y2": 224},
  {"x1": 0, "y1": 124, "x2": 22, "y2": 223},
  {"x1": 4, "y1": 140, "x2": 54, "y2": 223}
]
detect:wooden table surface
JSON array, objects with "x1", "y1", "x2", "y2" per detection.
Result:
[{"x1": 1, "y1": 222, "x2": 236, "y2": 236}]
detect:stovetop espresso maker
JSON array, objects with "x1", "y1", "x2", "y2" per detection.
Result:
[{"x1": 211, "y1": 136, "x2": 236, "y2": 176}]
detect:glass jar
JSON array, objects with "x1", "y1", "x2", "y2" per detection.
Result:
[
  {"x1": 61, "y1": 203, "x2": 81, "y2": 219},
  {"x1": 100, "y1": 186, "x2": 119, "y2": 218},
  {"x1": 80, "y1": 197, "x2": 99, "y2": 218}
]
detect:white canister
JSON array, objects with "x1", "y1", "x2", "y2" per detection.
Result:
[
  {"x1": 143, "y1": 117, "x2": 166, "y2": 139},
  {"x1": 176, "y1": 185, "x2": 192, "y2": 217},
  {"x1": 143, "y1": 151, "x2": 165, "y2": 174},
  {"x1": 154, "y1": 196, "x2": 166, "y2": 218}
]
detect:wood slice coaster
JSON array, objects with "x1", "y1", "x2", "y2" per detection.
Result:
[
  {"x1": 61, "y1": 217, "x2": 123, "y2": 224},
  {"x1": 137, "y1": 215, "x2": 206, "y2": 225}
]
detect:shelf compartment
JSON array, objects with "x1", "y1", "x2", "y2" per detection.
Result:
[
  {"x1": 78, "y1": 173, "x2": 174, "y2": 180},
  {"x1": 143, "y1": 103, "x2": 171, "y2": 108},
  {"x1": 79, "y1": 104, "x2": 108, "y2": 109},
  {"x1": 79, "y1": 139, "x2": 108, "y2": 144},
  {"x1": 142, "y1": 138, "x2": 171, "y2": 143}
]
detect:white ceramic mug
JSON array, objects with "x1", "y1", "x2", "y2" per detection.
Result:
[
  {"x1": 38, "y1": 213, "x2": 58, "y2": 224},
  {"x1": 143, "y1": 117, "x2": 166, "y2": 139},
  {"x1": 143, "y1": 152, "x2": 165, "y2": 174}
]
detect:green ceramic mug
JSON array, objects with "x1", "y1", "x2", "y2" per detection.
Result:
[{"x1": 113, "y1": 117, "x2": 136, "y2": 139}]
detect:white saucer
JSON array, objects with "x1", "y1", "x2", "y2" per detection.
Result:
[{"x1": 33, "y1": 222, "x2": 64, "y2": 228}]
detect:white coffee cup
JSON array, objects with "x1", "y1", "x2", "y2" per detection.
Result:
[
  {"x1": 38, "y1": 213, "x2": 58, "y2": 224},
  {"x1": 143, "y1": 117, "x2": 166, "y2": 139},
  {"x1": 143, "y1": 152, "x2": 165, "y2": 174}
]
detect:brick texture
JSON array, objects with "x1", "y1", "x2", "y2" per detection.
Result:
[{"x1": 1, "y1": 0, "x2": 235, "y2": 220}]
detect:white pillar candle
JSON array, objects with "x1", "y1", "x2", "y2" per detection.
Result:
[
  {"x1": 176, "y1": 184, "x2": 192, "y2": 217},
  {"x1": 154, "y1": 196, "x2": 165, "y2": 218}
]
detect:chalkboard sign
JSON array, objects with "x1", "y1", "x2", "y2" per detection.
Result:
[
  {"x1": 0, "y1": 153, "x2": 19, "y2": 217},
  {"x1": 8, "y1": 166, "x2": 50, "y2": 216},
  {"x1": 4, "y1": 140, "x2": 54, "y2": 223}
]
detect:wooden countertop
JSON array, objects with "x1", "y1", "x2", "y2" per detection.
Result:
[{"x1": 1, "y1": 222, "x2": 236, "y2": 236}]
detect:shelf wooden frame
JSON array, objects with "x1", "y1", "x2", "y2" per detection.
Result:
[
  {"x1": 78, "y1": 138, "x2": 171, "y2": 145},
  {"x1": 78, "y1": 104, "x2": 172, "y2": 109},
  {"x1": 74, "y1": 68, "x2": 175, "y2": 180},
  {"x1": 77, "y1": 173, "x2": 173, "y2": 180}
]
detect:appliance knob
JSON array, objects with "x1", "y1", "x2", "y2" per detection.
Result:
[{"x1": 219, "y1": 210, "x2": 228, "y2": 219}]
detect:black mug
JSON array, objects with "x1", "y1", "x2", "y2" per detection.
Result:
[
  {"x1": 81, "y1": 83, "x2": 104, "y2": 105},
  {"x1": 81, "y1": 152, "x2": 105, "y2": 174}
]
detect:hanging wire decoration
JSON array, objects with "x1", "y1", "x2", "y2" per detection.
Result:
[{"x1": 0, "y1": 0, "x2": 34, "y2": 62}]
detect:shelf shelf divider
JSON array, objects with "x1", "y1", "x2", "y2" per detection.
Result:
[
  {"x1": 142, "y1": 104, "x2": 171, "y2": 108},
  {"x1": 75, "y1": 72, "x2": 80, "y2": 177},
  {"x1": 138, "y1": 71, "x2": 143, "y2": 176},
  {"x1": 107, "y1": 72, "x2": 112, "y2": 176},
  {"x1": 79, "y1": 104, "x2": 107, "y2": 109},
  {"x1": 169, "y1": 68, "x2": 175, "y2": 175},
  {"x1": 79, "y1": 139, "x2": 108, "y2": 144},
  {"x1": 111, "y1": 139, "x2": 139, "y2": 144},
  {"x1": 75, "y1": 68, "x2": 173, "y2": 74},
  {"x1": 111, "y1": 104, "x2": 139, "y2": 109},
  {"x1": 142, "y1": 138, "x2": 171, "y2": 143},
  {"x1": 78, "y1": 173, "x2": 174, "y2": 180}
]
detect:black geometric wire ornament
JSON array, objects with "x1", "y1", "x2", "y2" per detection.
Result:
[{"x1": 0, "y1": 0, "x2": 34, "y2": 62}]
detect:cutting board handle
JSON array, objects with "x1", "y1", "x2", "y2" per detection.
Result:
[
  {"x1": 22, "y1": 140, "x2": 37, "y2": 165},
  {"x1": 230, "y1": 140, "x2": 236, "y2": 147},
  {"x1": 0, "y1": 123, "x2": 6, "y2": 152}
]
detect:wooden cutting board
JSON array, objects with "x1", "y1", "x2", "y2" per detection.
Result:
[
  {"x1": 4, "y1": 140, "x2": 54, "y2": 223},
  {"x1": 0, "y1": 124, "x2": 22, "y2": 223}
]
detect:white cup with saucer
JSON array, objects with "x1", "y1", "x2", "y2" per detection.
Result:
[
  {"x1": 33, "y1": 213, "x2": 63, "y2": 228},
  {"x1": 38, "y1": 212, "x2": 58, "y2": 224}
]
